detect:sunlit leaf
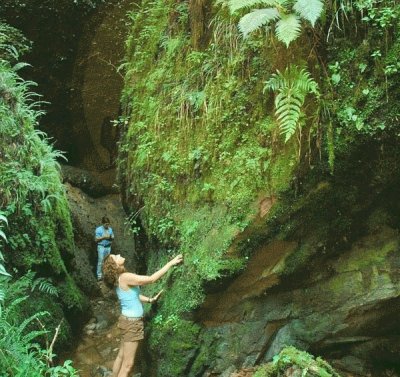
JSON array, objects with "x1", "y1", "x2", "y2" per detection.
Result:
[{"x1": 239, "y1": 8, "x2": 280, "y2": 37}]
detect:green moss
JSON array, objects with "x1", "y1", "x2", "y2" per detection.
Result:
[
  {"x1": 281, "y1": 241, "x2": 316, "y2": 277},
  {"x1": 143, "y1": 204, "x2": 245, "y2": 318},
  {"x1": 268, "y1": 144, "x2": 297, "y2": 193},
  {"x1": 58, "y1": 275, "x2": 86, "y2": 310},
  {"x1": 189, "y1": 331, "x2": 216, "y2": 377},
  {"x1": 365, "y1": 208, "x2": 392, "y2": 232},
  {"x1": 118, "y1": 0, "x2": 303, "y2": 244},
  {"x1": 149, "y1": 319, "x2": 201, "y2": 377},
  {"x1": 326, "y1": 3, "x2": 400, "y2": 144},
  {"x1": 54, "y1": 196, "x2": 75, "y2": 257},
  {"x1": 118, "y1": 0, "x2": 321, "y2": 371},
  {"x1": 335, "y1": 227, "x2": 398, "y2": 273}
]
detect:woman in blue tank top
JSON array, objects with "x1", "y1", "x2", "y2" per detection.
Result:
[{"x1": 102, "y1": 253, "x2": 183, "y2": 377}]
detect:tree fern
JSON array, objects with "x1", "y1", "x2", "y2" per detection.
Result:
[
  {"x1": 265, "y1": 65, "x2": 319, "y2": 142},
  {"x1": 228, "y1": 0, "x2": 281, "y2": 13},
  {"x1": 230, "y1": 0, "x2": 324, "y2": 46},
  {"x1": 239, "y1": 8, "x2": 280, "y2": 37},
  {"x1": 293, "y1": 0, "x2": 324, "y2": 26},
  {"x1": 275, "y1": 14, "x2": 302, "y2": 47}
]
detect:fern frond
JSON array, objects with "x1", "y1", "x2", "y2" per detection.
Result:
[
  {"x1": 21, "y1": 328, "x2": 48, "y2": 344},
  {"x1": 4, "y1": 271, "x2": 35, "y2": 300},
  {"x1": 0, "y1": 264, "x2": 10, "y2": 277},
  {"x1": 0, "y1": 230, "x2": 7, "y2": 242},
  {"x1": 293, "y1": 68, "x2": 320, "y2": 97},
  {"x1": 32, "y1": 278, "x2": 58, "y2": 297},
  {"x1": 12, "y1": 62, "x2": 31, "y2": 72},
  {"x1": 275, "y1": 13, "x2": 301, "y2": 46},
  {"x1": 3, "y1": 296, "x2": 28, "y2": 320},
  {"x1": 293, "y1": 0, "x2": 324, "y2": 26},
  {"x1": 238, "y1": 8, "x2": 280, "y2": 37},
  {"x1": 263, "y1": 70, "x2": 284, "y2": 92},
  {"x1": 16, "y1": 311, "x2": 48, "y2": 338},
  {"x1": 265, "y1": 65, "x2": 320, "y2": 142},
  {"x1": 275, "y1": 89, "x2": 304, "y2": 141},
  {"x1": 229, "y1": 0, "x2": 277, "y2": 13}
]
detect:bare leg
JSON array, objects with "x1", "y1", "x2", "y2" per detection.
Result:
[
  {"x1": 117, "y1": 341, "x2": 139, "y2": 377},
  {"x1": 112, "y1": 344, "x2": 124, "y2": 377}
]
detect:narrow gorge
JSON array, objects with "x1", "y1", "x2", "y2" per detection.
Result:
[{"x1": 1, "y1": 1, "x2": 400, "y2": 377}]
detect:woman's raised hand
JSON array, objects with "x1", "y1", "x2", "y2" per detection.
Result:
[{"x1": 169, "y1": 254, "x2": 183, "y2": 266}]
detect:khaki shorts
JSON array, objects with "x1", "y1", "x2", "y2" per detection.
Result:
[{"x1": 117, "y1": 316, "x2": 144, "y2": 342}]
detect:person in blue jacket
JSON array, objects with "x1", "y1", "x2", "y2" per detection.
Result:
[{"x1": 95, "y1": 216, "x2": 114, "y2": 280}]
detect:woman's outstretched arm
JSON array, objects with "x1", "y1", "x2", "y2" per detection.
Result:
[{"x1": 121, "y1": 255, "x2": 183, "y2": 286}]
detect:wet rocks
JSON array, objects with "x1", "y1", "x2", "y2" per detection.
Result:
[
  {"x1": 195, "y1": 226, "x2": 400, "y2": 376},
  {"x1": 91, "y1": 365, "x2": 112, "y2": 377}
]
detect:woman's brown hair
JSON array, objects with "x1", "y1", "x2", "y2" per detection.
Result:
[{"x1": 102, "y1": 255, "x2": 125, "y2": 288}]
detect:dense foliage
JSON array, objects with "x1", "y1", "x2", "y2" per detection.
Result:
[
  {"x1": 0, "y1": 21, "x2": 88, "y2": 350},
  {"x1": 118, "y1": 0, "x2": 318, "y2": 374},
  {"x1": 118, "y1": 0, "x2": 400, "y2": 374},
  {"x1": 0, "y1": 269, "x2": 78, "y2": 376}
]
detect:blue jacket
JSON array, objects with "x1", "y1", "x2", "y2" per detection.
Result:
[{"x1": 95, "y1": 225, "x2": 114, "y2": 247}]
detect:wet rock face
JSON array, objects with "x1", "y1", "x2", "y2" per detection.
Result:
[
  {"x1": 62, "y1": 165, "x2": 118, "y2": 198},
  {"x1": 68, "y1": 0, "x2": 132, "y2": 170},
  {"x1": 196, "y1": 225, "x2": 400, "y2": 376},
  {"x1": 0, "y1": 0, "x2": 130, "y2": 171}
]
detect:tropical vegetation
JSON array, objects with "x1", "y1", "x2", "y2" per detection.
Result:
[
  {"x1": 117, "y1": 0, "x2": 400, "y2": 374},
  {"x1": 0, "y1": 20, "x2": 82, "y2": 375},
  {"x1": 1, "y1": 0, "x2": 400, "y2": 375}
]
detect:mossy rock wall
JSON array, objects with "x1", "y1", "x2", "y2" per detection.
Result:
[{"x1": 118, "y1": 0, "x2": 400, "y2": 375}]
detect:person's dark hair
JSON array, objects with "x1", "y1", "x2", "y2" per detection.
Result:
[
  {"x1": 103, "y1": 255, "x2": 125, "y2": 288},
  {"x1": 102, "y1": 216, "x2": 110, "y2": 224}
]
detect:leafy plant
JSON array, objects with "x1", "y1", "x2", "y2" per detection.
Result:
[
  {"x1": 0, "y1": 275, "x2": 77, "y2": 376},
  {"x1": 359, "y1": 0, "x2": 398, "y2": 29},
  {"x1": 0, "y1": 262, "x2": 78, "y2": 377},
  {"x1": 0, "y1": 22, "x2": 31, "y2": 62},
  {"x1": 253, "y1": 346, "x2": 341, "y2": 376},
  {"x1": 228, "y1": 0, "x2": 324, "y2": 46},
  {"x1": 265, "y1": 64, "x2": 320, "y2": 142}
]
